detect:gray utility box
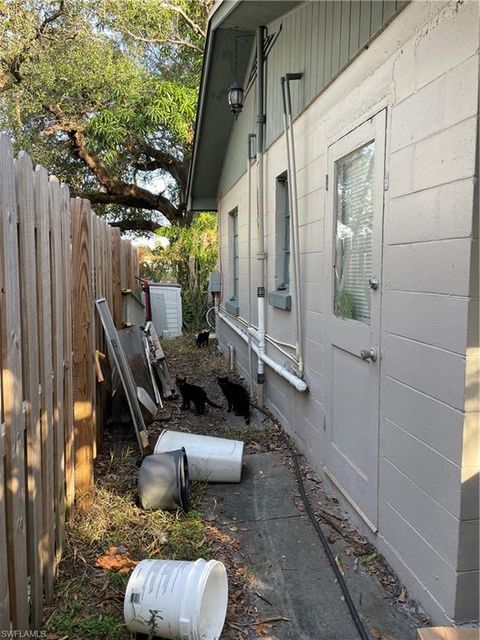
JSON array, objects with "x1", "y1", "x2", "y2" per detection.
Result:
[
  {"x1": 149, "y1": 283, "x2": 182, "y2": 339},
  {"x1": 208, "y1": 271, "x2": 221, "y2": 294}
]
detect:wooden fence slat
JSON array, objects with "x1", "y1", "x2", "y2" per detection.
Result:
[
  {"x1": 0, "y1": 134, "x2": 29, "y2": 629},
  {"x1": 49, "y1": 177, "x2": 66, "y2": 562},
  {"x1": 0, "y1": 135, "x2": 141, "y2": 625},
  {"x1": 105, "y1": 223, "x2": 113, "y2": 313},
  {"x1": 34, "y1": 163, "x2": 56, "y2": 602},
  {"x1": 89, "y1": 210, "x2": 97, "y2": 460},
  {"x1": 16, "y1": 151, "x2": 44, "y2": 629},
  {"x1": 112, "y1": 228, "x2": 122, "y2": 328},
  {"x1": 61, "y1": 186, "x2": 75, "y2": 517},
  {"x1": 71, "y1": 198, "x2": 95, "y2": 507},
  {"x1": 94, "y1": 216, "x2": 105, "y2": 448},
  {"x1": 0, "y1": 393, "x2": 11, "y2": 630}
]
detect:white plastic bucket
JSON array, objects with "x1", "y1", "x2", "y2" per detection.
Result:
[
  {"x1": 124, "y1": 558, "x2": 228, "y2": 640},
  {"x1": 154, "y1": 430, "x2": 244, "y2": 483}
]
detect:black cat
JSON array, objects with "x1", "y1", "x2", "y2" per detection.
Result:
[
  {"x1": 195, "y1": 329, "x2": 210, "y2": 347},
  {"x1": 217, "y1": 376, "x2": 250, "y2": 425},
  {"x1": 176, "y1": 376, "x2": 221, "y2": 414}
]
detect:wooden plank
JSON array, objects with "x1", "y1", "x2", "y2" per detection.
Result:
[
  {"x1": 359, "y1": 0, "x2": 372, "y2": 47},
  {"x1": 94, "y1": 217, "x2": 106, "y2": 449},
  {"x1": 383, "y1": 0, "x2": 397, "y2": 23},
  {"x1": 48, "y1": 177, "x2": 65, "y2": 563},
  {"x1": 339, "y1": 0, "x2": 351, "y2": 70},
  {"x1": 324, "y1": 1, "x2": 334, "y2": 84},
  {"x1": 89, "y1": 211, "x2": 97, "y2": 459},
  {"x1": 349, "y1": 1, "x2": 361, "y2": 59},
  {"x1": 370, "y1": 0, "x2": 383, "y2": 36},
  {"x1": 317, "y1": 0, "x2": 326, "y2": 91},
  {"x1": 331, "y1": 0, "x2": 342, "y2": 77},
  {"x1": 34, "y1": 163, "x2": 56, "y2": 602},
  {"x1": 132, "y1": 245, "x2": 140, "y2": 297},
  {"x1": 71, "y1": 198, "x2": 95, "y2": 508},
  {"x1": 105, "y1": 224, "x2": 113, "y2": 313},
  {"x1": 120, "y1": 238, "x2": 128, "y2": 290},
  {"x1": 16, "y1": 151, "x2": 44, "y2": 628},
  {"x1": 0, "y1": 437, "x2": 10, "y2": 630},
  {"x1": 0, "y1": 134, "x2": 29, "y2": 628},
  {"x1": 61, "y1": 186, "x2": 75, "y2": 518},
  {"x1": 111, "y1": 227, "x2": 122, "y2": 328}
]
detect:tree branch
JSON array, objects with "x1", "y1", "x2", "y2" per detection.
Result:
[
  {"x1": 159, "y1": 2, "x2": 206, "y2": 38},
  {"x1": 134, "y1": 143, "x2": 188, "y2": 188},
  {"x1": 121, "y1": 28, "x2": 204, "y2": 53}
]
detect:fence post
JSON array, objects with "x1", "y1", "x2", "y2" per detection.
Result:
[
  {"x1": 61, "y1": 186, "x2": 75, "y2": 519},
  {"x1": 0, "y1": 135, "x2": 29, "y2": 629},
  {"x1": 111, "y1": 227, "x2": 122, "y2": 328},
  {"x1": 71, "y1": 198, "x2": 95, "y2": 508},
  {"x1": 16, "y1": 151, "x2": 44, "y2": 629},
  {"x1": 34, "y1": 164, "x2": 56, "y2": 602},
  {"x1": 49, "y1": 177, "x2": 66, "y2": 561}
]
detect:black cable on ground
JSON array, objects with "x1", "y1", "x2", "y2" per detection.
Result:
[{"x1": 252, "y1": 403, "x2": 371, "y2": 640}]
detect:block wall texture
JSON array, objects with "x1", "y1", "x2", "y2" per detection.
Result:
[{"x1": 217, "y1": 0, "x2": 479, "y2": 624}]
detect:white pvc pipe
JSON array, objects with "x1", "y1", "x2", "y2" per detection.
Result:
[
  {"x1": 256, "y1": 26, "x2": 266, "y2": 406},
  {"x1": 247, "y1": 136, "x2": 254, "y2": 395},
  {"x1": 282, "y1": 75, "x2": 304, "y2": 377},
  {"x1": 219, "y1": 311, "x2": 308, "y2": 393}
]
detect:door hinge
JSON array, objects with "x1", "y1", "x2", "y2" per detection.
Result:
[
  {"x1": 325, "y1": 174, "x2": 329, "y2": 190},
  {"x1": 384, "y1": 174, "x2": 389, "y2": 191}
]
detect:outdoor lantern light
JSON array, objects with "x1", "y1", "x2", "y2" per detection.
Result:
[{"x1": 228, "y1": 83, "x2": 244, "y2": 117}]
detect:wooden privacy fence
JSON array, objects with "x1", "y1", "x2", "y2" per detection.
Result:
[{"x1": 0, "y1": 135, "x2": 140, "y2": 632}]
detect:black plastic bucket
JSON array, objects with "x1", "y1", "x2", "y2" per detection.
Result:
[{"x1": 138, "y1": 448, "x2": 189, "y2": 511}]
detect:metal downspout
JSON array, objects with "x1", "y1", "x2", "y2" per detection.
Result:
[
  {"x1": 256, "y1": 26, "x2": 266, "y2": 405},
  {"x1": 281, "y1": 73, "x2": 304, "y2": 377},
  {"x1": 247, "y1": 133, "x2": 255, "y2": 396}
]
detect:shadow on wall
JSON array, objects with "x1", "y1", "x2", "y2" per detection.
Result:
[{"x1": 457, "y1": 470, "x2": 480, "y2": 623}]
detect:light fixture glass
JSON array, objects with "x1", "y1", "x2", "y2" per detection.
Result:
[{"x1": 228, "y1": 83, "x2": 244, "y2": 117}]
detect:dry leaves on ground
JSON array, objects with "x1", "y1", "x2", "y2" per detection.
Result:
[{"x1": 95, "y1": 546, "x2": 138, "y2": 573}]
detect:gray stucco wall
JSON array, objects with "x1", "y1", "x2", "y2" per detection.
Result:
[{"x1": 216, "y1": 0, "x2": 479, "y2": 625}]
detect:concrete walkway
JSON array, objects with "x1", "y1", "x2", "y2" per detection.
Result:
[{"x1": 204, "y1": 452, "x2": 419, "y2": 640}]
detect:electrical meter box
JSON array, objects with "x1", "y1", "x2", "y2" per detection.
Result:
[{"x1": 208, "y1": 271, "x2": 221, "y2": 294}]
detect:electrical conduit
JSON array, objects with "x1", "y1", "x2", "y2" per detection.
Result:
[
  {"x1": 281, "y1": 73, "x2": 304, "y2": 377},
  {"x1": 256, "y1": 25, "x2": 266, "y2": 405}
]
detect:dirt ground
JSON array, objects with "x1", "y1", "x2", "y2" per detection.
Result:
[{"x1": 43, "y1": 334, "x2": 427, "y2": 640}]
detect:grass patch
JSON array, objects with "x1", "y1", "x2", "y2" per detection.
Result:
[{"x1": 43, "y1": 445, "x2": 211, "y2": 639}]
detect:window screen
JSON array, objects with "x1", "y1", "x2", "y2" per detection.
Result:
[{"x1": 334, "y1": 141, "x2": 375, "y2": 324}]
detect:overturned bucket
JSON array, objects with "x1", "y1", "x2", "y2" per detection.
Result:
[
  {"x1": 138, "y1": 448, "x2": 189, "y2": 511},
  {"x1": 154, "y1": 430, "x2": 244, "y2": 483},
  {"x1": 124, "y1": 558, "x2": 228, "y2": 640}
]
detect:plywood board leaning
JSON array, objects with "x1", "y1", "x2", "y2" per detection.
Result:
[{"x1": 95, "y1": 298, "x2": 149, "y2": 454}]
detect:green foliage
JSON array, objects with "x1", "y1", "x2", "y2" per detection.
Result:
[
  {"x1": 336, "y1": 290, "x2": 354, "y2": 319},
  {"x1": 0, "y1": 0, "x2": 210, "y2": 228},
  {"x1": 140, "y1": 213, "x2": 218, "y2": 331}
]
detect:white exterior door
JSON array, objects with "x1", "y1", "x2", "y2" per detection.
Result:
[{"x1": 325, "y1": 111, "x2": 386, "y2": 530}]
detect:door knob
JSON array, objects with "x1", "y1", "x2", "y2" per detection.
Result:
[
  {"x1": 368, "y1": 277, "x2": 379, "y2": 290},
  {"x1": 360, "y1": 347, "x2": 377, "y2": 362}
]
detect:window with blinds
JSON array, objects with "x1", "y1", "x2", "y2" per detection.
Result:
[
  {"x1": 276, "y1": 174, "x2": 290, "y2": 291},
  {"x1": 230, "y1": 209, "x2": 239, "y2": 301},
  {"x1": 334, "y1": 141, "x2": 375, "y2": 324}
]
